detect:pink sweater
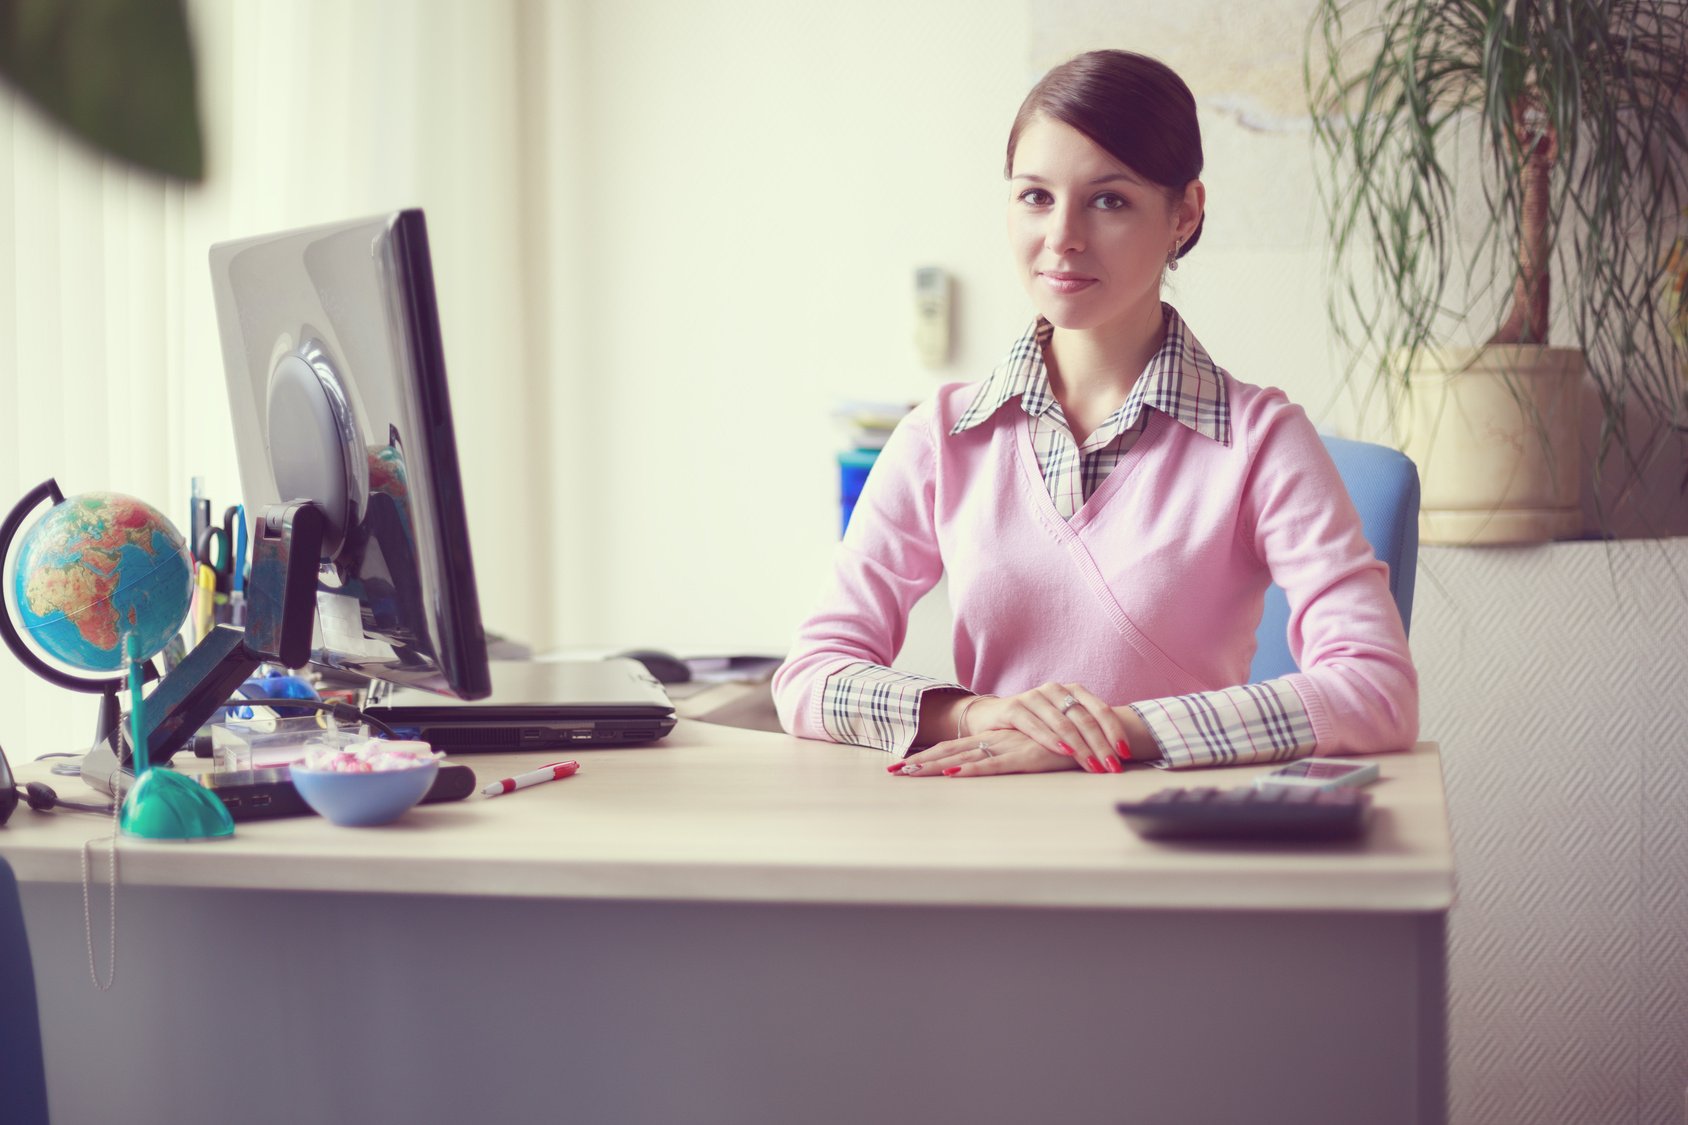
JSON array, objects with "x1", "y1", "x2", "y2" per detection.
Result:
[{"x1": 774, "y1": 376, "x2": 1418, "y2": 758}]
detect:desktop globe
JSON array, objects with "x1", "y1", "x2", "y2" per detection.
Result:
[{"x1": 10, "y1": 491, "x2": 193, "y2": 672}]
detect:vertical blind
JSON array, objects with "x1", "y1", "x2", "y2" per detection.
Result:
[{"x1": 1, "y1": 0, "x2": 560, "y2": 756}]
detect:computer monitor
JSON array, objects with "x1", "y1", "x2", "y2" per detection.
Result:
[
  {"x1": 73, "y1": 210, "x2": 490, "y2": 790},
  {"x1": 207, "y1": 209, "x2": 491, "y2": 701}
]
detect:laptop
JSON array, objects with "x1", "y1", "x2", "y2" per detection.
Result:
[{"x1": 364, "y1": 659, "x2": 676, "y2": 752}]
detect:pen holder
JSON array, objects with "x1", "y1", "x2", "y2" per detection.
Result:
[{"x1": 212, "y1": 715, "x2": 357, "y2": 773}]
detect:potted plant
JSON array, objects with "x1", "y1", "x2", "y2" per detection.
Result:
[{"x1": 1306, "y1": 0, "x2": 1688, "y2": 543}]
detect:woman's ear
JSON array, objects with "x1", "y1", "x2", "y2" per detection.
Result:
[{"x1": 1177, "y1": 180, "x2": 1206, "y2": 242}]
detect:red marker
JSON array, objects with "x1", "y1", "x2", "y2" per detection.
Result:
[{"x1": 480, "y1": 760, "x2": 580, "y2": 797}]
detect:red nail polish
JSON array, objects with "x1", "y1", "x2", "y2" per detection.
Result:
[
  {"x1": 1082, "y1": 758, "x2": 1098, "y2": 773},
  {"x1": 1104, "y1": 757, "x2": 1123, "y2": 774},
  {"x1": 943, "y1": 766, "x2": 962, "y2": 776},
  {"x1": 887, "y1": 762, "x2": 905, "y2": 773},
  {"x1": 1117, "y1": 737, "x2": 1132, "y2": 760},
  {"x1": 1056, "y1": 741, "x2": 1076, "y2": 757}
]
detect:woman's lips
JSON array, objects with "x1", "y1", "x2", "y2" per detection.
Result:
[{"x1": 1040, "y1": 272, "x2": 1096, "y2": 295}]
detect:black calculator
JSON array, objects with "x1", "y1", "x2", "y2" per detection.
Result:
[{"x1": 1115, "y1": 785, "x2": 1372, "y2": 841}]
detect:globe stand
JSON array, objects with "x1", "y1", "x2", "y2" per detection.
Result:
[{"x1": 0, "y1": 479, "x2": 162, "y2": 749}]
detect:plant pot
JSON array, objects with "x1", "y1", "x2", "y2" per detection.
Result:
[{"x1": 1393, "y1": 346, "x2": 1584, "y2": 545}]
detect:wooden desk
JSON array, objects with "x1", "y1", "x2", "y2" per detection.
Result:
[{"x1": 2, "y1": 722, "x2": 1452, "y2": 1125}]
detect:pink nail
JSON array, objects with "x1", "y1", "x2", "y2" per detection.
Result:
[
  {"x1": 1055, "y1": 741, "x2": 1076, "y2": 757},
  {"x1": 1081, "y1": 758, "x2": 1099, "y2": 773},
  {"x1": 942, "y1": 767, "x2": 962, "y2": 776},
  {"x1": 1117, "y1": 737, "x2": 1132, "y2": 760},
  {"x1": 1103, "y1": 757, "x2": 1123, "y2": 774}
]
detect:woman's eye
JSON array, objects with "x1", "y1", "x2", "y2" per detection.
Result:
[
  {"x1": 1093, "y1": 193, "x2": 1127, "y2": 211},
  {"x1": 1018, "y1": 188, "x2": 1053, "y2": 206}
]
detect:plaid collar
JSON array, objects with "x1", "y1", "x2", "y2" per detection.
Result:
[{"x1": 950, "y1": 305, "x2": 1232, "y2": 446}]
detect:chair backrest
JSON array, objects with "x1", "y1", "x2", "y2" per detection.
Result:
[
  {"x1": 1249, "y1": 435, "x2": 1420, "y2": 683},
  {"x1": 0, "y1": 855, "x2": 51, "y2": 1125}
]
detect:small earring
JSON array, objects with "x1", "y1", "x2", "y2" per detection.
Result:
[{"x1": 1166, "y1": 240, "x2": 1181, "y2": 271}]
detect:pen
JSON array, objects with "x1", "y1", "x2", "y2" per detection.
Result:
[
  {"x1": 189, "y1": 477, "x2": 209, "y2": 565},
  {"x1": 480, "y1": 760, "x2": 580, "y2": 797},
  {"x1": 228, "y1": 504, "x2": 249, "y2": 626}
]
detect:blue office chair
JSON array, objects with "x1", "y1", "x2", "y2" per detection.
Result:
[
  {"x1": 1249, "y1": 435, "x2": 1420, "y2": 682},
  {"x1": 0, "y1": 855, "x2": 51, "y2": 1125}
]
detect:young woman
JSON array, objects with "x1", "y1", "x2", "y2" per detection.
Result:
[{"x1": 772, "y1": 50, "x2": 1417, "y2": 777}]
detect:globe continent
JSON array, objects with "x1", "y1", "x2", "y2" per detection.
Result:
[{"x1": 12, "y1": 492, "x2": 193, "y2": 672}]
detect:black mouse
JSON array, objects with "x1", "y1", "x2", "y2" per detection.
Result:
[{"x1": 613, "y1": 649, "x2": 691, "y2": 685}]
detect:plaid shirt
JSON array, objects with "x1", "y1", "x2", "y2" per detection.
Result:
[
  {"x1": 822, "y1": 306, "x2": 1316, "y2": 768},
  {"x1": 950, "y1": 309, "x2": 1229, "y2": 516}
]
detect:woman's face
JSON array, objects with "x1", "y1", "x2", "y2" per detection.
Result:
[{"x1": 1007, "y1": 115, "x2": 1202, "y2": 335}]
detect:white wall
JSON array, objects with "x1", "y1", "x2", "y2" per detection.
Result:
[
  {"x1": 0, "y1": 0, "x2": 549, "y2": 752},
  {"x1": 556, "y1": 0, "x2": 1345, "y2": 657}
]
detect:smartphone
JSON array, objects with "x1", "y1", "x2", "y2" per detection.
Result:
[{"x1": 1253, "y1": 758, "x2": 1379, "y2": 792}]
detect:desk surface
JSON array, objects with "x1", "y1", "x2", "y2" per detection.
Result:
[{"x1": 0, "y1": 721, "x2": 1452, "y2": 912}]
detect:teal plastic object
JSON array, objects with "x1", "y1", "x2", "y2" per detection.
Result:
[
  {"x1": 838, "y1": 449, "x2": 880, "y2": 536},
  {"x1": 119, "y1": 634, "x2": 234, "y2": 840},
  {"x1": 119, "y1": 767, "x2": 235, "y2": 840}
]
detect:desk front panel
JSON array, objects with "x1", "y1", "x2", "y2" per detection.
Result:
[{"x1": 19, "y1": 881, "x2": 1445, "y2": 1125}]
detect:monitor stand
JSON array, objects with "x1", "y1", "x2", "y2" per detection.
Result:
[{"x1": 82, "y1": 501, "x2": 325, "y2": 797}]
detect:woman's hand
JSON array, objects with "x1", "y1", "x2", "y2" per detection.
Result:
[
  {"x1": 969, "y1": 682, "x2": 1131, "y2": 772},
  {"x1": 914, "y1": 682, "x2": 1134, "y2": 776},
  {"x1": 889, "y1": 726, "x2": 1081, "y2": 777}
]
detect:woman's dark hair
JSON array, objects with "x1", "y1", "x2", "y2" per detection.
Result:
[{"x1": 1006, "y1": 50, "x2": 1205, "y2": 259}]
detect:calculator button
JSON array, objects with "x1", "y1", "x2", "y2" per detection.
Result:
[{"x1": 1115, "y1": 785, "x2": 1372, "y2": 842}]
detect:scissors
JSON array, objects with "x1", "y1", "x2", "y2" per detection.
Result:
[{"x1": 194, "y1": 504, "x2": 248, "y2": 596}]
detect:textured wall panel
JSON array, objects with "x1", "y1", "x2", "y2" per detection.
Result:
[{"x1": 1414, "y1": 540, "x2": 1688, "y2": 1125}]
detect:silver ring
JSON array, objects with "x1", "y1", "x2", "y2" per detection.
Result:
[
  {"x1": 1058, "y1": 694, "x2": 1079, "y2": 714},
  {"x1": 977, "y1": 741, "x2": 994, "y2": 758}
]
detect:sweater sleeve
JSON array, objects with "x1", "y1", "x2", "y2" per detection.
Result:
[
  {"x1": 772, "y1": 400, "x2": 964, "y2": 750},
  {"x1": 1233, "y1": 400, "x2": 1419, "y2": 758}
]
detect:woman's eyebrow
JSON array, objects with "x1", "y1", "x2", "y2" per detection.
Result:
[{"x1": 1009, "y1": 171, "x2": 1146, "y2": 186}]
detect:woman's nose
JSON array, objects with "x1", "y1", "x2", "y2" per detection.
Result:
[{"x1": 1045, "y1": 204, "x2": 1084, "y2": 254}]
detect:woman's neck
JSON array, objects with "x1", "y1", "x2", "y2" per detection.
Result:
[{"x1": 1045, "y1": 300, "x2": 1167, "y2": 439}]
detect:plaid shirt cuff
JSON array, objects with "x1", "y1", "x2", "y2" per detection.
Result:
[
  {"x1": 1129, "y1": 680, "x2": 1315, "y2": 769},
  {"x1": 820, "y1": 662, "x2": 966, "y2": 756}
]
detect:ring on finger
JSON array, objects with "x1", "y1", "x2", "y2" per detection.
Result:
[
  {"x1": 977, "y1": 741, "x2": 994, "y2": 759},
  {"x1": 1058, "y1": 694, "x2": 1079, "y2": 715}
]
